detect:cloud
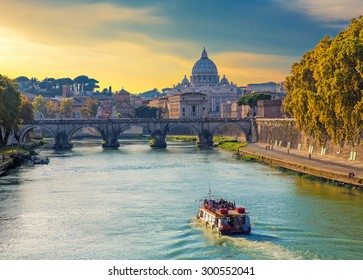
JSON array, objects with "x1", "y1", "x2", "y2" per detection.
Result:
[
  {"x1": 212, "y1": 51, "x2": 297, "y2": 85},
  {"x1": 0, "y1": 0, "x2": 334, "y2": 92},
  {"x1": 0, "y1": 0, "x2": 188, "y2": 92},
  {"x1": 0, "y1": 0, "x2": 166, "y2": 46},
  {"x1": 280, "y1": 0, "x2": 363, "y2": 22}
]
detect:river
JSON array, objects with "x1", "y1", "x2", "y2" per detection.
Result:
[{"x1": 0, "y1": 139, "x2": 362, "y2": 260}]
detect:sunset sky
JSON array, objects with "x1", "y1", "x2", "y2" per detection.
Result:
[{"x1": 1, "y1": 0, "x2": 362, "y2": 93}]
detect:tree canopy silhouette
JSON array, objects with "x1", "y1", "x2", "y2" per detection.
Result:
[
  {"x1": 284, "y1": 16, "x2": 363, "y2": 146},
  {"x1": 0, "y1": 75, "x2": 22, "y2": 146}
]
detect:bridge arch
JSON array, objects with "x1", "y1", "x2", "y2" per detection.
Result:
[
  {"x1": 210, "y1": 122, "x2": 249, "y2": 141},
  {"x1": 18, "y1": 124, "x2": 56, "y2": 144},
  {"x1": 167, "y1": 123, "x2": 202, "y2": 137},
  {"x1": 118, "y1": 123, "x2": 153, "y2": 136},
  {"x1": 67, "y1": 124, "x2": 103, "y2": 143}
]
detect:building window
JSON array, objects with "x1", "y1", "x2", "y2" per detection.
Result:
[{"x1": 182, "y1": 107, "x2": 185, "y2": 112}]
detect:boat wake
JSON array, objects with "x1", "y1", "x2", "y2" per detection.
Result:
[{"x1": 191, "y1": 218, "x2": 303, "y2": 260}]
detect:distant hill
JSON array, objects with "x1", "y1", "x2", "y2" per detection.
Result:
[{"x1": 136, "y1": 88, "x2": 165, "y2": 98}]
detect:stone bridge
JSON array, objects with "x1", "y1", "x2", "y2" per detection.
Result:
[{"x1": 17, "y1": 118, "x2": 257, "y2": 149}]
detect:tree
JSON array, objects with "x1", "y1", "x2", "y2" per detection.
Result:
[
  {"x1": 16, "y1": 76, "x2": 30, "y2": 83},
  {"x1": 45, "y1": 100, "x2": 58, "y2": 118},
  {"x1": 32, "y1": 95, "x2": 47, "y2": 114},
  {"x1": 20, "y1": 95, "x2": 34, "y2": 122},
  {"x1": 0, "y1": 75, "x2": 22, "y2": 146},
  {"x1": 284, "y1": 16, "x2": 363, "y2": 146},
  {"x1": 80, "y1": 98, "x2": 98, "y2": 118},
  {"x1": 84, "y1": 78, "x2": 99, "y2": 92},
  {"x1": 60, "y1": 98, "x2": 74, "y2": 118},
  {"x1": 73, "y1": 75, "x2": 89, "y2": 92},
  {"x1": 237, "y1": 92, "x2": 272, "y2": 107},
  {"x1": 135, "y1": 105, "x2": 158, "y2": 118}
]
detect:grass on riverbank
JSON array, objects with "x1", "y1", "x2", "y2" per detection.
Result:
[
  {"x1": 239, "y1": 155, "x2": 257, "y2": 161},
  {"x1": 0, "y1": 147, "x2": 27, "y2": 156},
  {"x1": 166, "y1": 135, "x2": 198, "y2": 142},
  {"x1": 166, "y1": 135, "x2": 248, "y2": 153},
  {"x1": 1, "y1": 139, "x2": 46, "y2": 160},
  {"x1": 214, "y1": 137, "x2": 248, "y2": 153}
]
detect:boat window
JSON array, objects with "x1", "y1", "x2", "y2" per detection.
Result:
[{"x1": 199, "y1": 211, "x2": 203, "y2": 218}]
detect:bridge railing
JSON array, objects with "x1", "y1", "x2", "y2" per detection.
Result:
[{"x1": 21, "y1": 117, "x2": 252, "y2": 125}]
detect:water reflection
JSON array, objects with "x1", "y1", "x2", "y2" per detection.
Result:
[{"x1": 0, "y1": 140, "x2": 363, "y2": 259}]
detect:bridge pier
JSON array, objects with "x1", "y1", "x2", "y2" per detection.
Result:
[
  {"x1": 149, "y1": 132, "x2": 167, "y2": 148},
  {"x1": 102, "y1": 134, "x2": 120, "y2": 149},
  {"x1": 197, "y1": 130, "x2": 214, "y2": 148},
  {"x1": 99, "y1": 124, "x2": 121, "y2": 149},
  {"x1": 54, "y1": 132, "x2": 73, "y2": 150}
]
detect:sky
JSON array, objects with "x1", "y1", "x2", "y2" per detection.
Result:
[{"x1": 0, "y1": 0, "x2": 362, "y2": 93}]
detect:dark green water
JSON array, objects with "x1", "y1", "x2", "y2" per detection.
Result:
[{"x1": 0, "y1": 140, "x2": 362, "y2": 259}]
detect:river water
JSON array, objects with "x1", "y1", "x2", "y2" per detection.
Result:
[{"x1": 0, "y1": 140, "x2": 362, "y2": 260}]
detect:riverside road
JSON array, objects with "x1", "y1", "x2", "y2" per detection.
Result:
[{"x1": 241, "y1": 143, "x2": 363, "y2": 187}]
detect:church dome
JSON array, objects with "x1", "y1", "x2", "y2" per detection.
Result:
[
  {"x1": 192, "y1": 48, "x2": 218, "y2": 75},
  {"x1": 181, "y1": 75, "x2": 190, "y2": 86},
  {"x1": 190, "y1": 48, "x2": 219, "y2": 86},
  {"x1": 220, "y1": 75, "x2": 229, "y2": 85}
]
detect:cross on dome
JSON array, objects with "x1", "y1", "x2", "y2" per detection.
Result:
[{"x1": 201, "y1": 47, "x2": 208, "y2": 58}]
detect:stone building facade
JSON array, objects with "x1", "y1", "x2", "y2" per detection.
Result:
[
  {"x1": 148, "y1": 97, "x2": 169, "y2": 118},
  {"x1": 257, "y1": 99, "x2": 283, "y2": 118},
  {"x1": 114, "y1": 88, "x2": 133, "y2": 118},
  {"x1": 221, "y1": 101, "x2": 242, "y2": 119},
  {"x1": 167, "y1": 92, "x2": 208, "y2": 119}
]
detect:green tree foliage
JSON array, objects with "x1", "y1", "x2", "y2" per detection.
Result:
[
  {"x1": 284, "y1": 16, "x2": 363, "y2": 146},
  {"x1": 60, "y1": 98, "x2": 74, "y2": 118},
  {"x1": 16, "y1": 76, "x2": 30, "y2": 82},
  {"x1": 237, "y1": 92, "x2": 272, "y2": 107},
  {"x1": 0, "y1": 75, "x2": 22, "y2": 146},
  {"x1": 73, "y1": 75, "x2": 99, "y2": 92},
  {"x1": 32, "y1": 95, "x2": 47, "y2": 114},
  {"x1": 80, "y1": 98, "x2": 98, "y2": 118},
  {"x1": 20, "y1": 95, "x2": 34, "y2": 122},
  {"x1": 45, "y1": 100, "x2": 58, "y2": 118},
  {"x1": 135, "y1": 105, "x2": 158, "y2": 118}
]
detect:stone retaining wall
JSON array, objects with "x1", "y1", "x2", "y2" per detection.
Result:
[{"x1": 256, "y1": 118, "x2": 363, "y2": 162}]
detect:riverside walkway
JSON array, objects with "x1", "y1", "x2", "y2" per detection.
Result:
[{"x1": 239, "y1": 143, "x2": 363, "y2": 188}]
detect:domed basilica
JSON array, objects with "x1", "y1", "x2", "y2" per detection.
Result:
[{"x1": 167, "y1": 48, "x2": 242, "y2": 118}]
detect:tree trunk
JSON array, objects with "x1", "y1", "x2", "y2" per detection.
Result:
[{"x1": 0, "y1": 127, "x2": 10, "y2": 147}]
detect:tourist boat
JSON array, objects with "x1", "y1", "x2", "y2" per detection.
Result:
[{"x1": 196, "y1": 196, "x2": 251, "y2": 235}]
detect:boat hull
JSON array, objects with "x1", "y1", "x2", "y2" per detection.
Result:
[{"x1": 197, "y1": 206, "x2": 251, "y2": 235}]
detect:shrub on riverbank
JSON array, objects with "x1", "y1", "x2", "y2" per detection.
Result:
[
  {"x1": 240, "y1": 155, "x2": 256, "y2": 161},
  {"x1": 0, "y1": 147, "x2": 26, "y2": 157}
]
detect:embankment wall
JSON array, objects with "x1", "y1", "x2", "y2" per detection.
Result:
[{"x1": 256, "y1": 118, "x2": 363, "y2": 162}]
